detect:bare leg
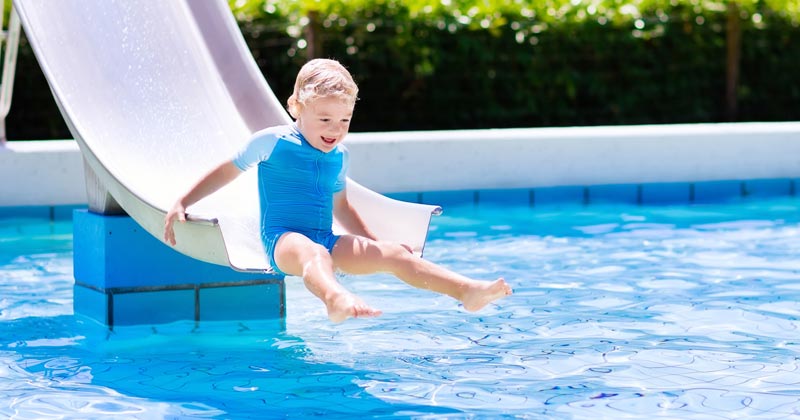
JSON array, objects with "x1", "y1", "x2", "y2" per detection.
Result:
[
  {"x1": 273, "y1": 232, "x2": 382, "y2": 322},
  {"x1": 332, "y1": 235, "x2": 512, "y2": 312}
]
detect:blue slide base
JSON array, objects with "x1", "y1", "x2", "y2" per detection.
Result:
[{"x1": 72, "y1": 210, "x2": 284, "y2": 327}]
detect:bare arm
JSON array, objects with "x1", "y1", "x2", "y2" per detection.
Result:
[
  {"x1": 333, "y1": 187, "x2": 377, "y2": 240},
  {"x1": 164, "y1": 160, "x2": 242, "y2": 245}
]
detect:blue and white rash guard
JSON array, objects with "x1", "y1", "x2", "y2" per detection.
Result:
[{"x1": 232, "y1": 124, "x2": 348, "y2": 241}]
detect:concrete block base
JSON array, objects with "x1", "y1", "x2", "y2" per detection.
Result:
[{"x1": 72, "y1": 210, "x2": 284, "y2": 327}]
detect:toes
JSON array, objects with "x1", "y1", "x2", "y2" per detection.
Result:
[{"x1": 354, "y1": 305, "x2": 382, "y2": 318}]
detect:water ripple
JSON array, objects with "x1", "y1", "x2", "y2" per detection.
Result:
[{"x1": 5, "y1": 201, "x2": 800, "y2": 418}]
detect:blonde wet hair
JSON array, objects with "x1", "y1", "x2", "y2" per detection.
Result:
[{"x1": 287, "y1": 58, "x2": 359, "y2": 119}]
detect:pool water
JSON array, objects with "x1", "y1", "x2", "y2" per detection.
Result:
[{"x1": 4, "y1": 198, "x2": 800, "y2": 419}]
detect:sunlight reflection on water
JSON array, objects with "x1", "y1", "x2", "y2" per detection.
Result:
[{"x1": 3, "y1": 199, "x2": 800, "y2": 418}]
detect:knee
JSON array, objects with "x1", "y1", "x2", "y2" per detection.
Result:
[
  {"x1": 302, "y1": 243, "x2": 332, "y2": 264},
  {"x1": 296, "y1": 243, "x2": 333, "y2": 277}
]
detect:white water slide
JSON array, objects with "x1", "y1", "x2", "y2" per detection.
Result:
[{"x1": 15, "y1": 0, "x2": 440, "y2": 272}]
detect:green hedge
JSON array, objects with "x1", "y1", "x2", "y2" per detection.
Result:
[
  {"x1": 232, "y1": 0, "x2": 800, "y2": 131},
  {"x1": 7, "y1": 0, "x2": 800, "y2": 139}
]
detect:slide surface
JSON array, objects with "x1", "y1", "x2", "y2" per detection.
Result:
[{"x1": 15, "y1": 0, "x2": 440, "y2": 272}]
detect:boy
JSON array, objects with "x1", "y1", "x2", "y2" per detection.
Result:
[{"x1": 164, "y1": 59, "x2": 511, "y2": 322}]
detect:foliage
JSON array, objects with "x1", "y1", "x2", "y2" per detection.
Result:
[
  {"x1": 226, "y1": 0, "x2": 800, "y2": 131},
  {"x1": 7, "y1": 0, "x2": 800, "y2": 139}
]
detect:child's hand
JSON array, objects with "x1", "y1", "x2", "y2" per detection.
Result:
[{"x1": 163, "y1": 202, "x2": 187, "y2": 246}]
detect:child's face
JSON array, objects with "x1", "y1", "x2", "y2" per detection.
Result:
[{"x1": 296, "y1": 96, "x2": 354, "y2": 153}]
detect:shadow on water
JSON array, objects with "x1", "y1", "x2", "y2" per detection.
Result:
[{"x1": 0, "y1": 315, "x2": 459, "y2": 419}]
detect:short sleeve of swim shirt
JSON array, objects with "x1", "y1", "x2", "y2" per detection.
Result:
[{"x1": 231, "y1": 127, "x2": 282, "y2": 171}]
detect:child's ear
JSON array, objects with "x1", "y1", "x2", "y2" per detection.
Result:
[{"x1": 287, "y1": 97, "x2": 302, "y2": 119}]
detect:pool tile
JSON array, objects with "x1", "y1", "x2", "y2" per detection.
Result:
[
  {"x1": 54, "y1": 204, "x2": 85, "y2": 220},
  {"x1": 693, "y1": 180, "x2": 743, "y2": 203},
  {"x1": 112, "y1": 289, "x2": 196, "y2": 326},
  {"x1": 384, "y1": 192, "x2": 421, "y2": 204},
  {"x1": 532, "y1": 186, "x2": 586, "y2": 207},
  {"x1": 477, "y1": 188, "x2": 531, "y2": 206},
  {"x1": 421, "y1": 190, "x2": 476, "y2": 207},
  {"x1": 587, "y1": 184, "x2": 639, "y2": 204},
  {"x1": 0, "y1": 206, "x2": 50, "y2": 219},
  {"x1": 743, "y1": 179, "x2": 793, "y2": 198},
  {"x1": 199, "y1": 283, "x2": 285, "y2": 321},
  {"x1": 641, "y1": 182, "x2": 691, "y2": 204}
]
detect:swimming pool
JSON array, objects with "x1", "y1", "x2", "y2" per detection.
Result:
[{"x1": 3, "y1": 197, "x2": 800, "y2": 418}]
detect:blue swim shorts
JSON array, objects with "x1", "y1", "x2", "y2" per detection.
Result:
[{"x1": 262, "y1": 229, "x2": 341, "y2": 275}]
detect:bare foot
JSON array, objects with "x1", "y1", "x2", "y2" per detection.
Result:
[
  {"x1": 326, "y1": 292, "x2": 383, "y2": 323},
  {"x1": 461, "y1": 278, "x2": 513, "y2": 312}
]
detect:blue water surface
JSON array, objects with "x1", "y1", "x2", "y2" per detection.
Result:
[{"x1": 3, "y1": 199, "x2": 800, "y2": 419}]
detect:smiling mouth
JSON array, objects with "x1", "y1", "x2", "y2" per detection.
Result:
[{"x1": 321, "y1": 136, "x2": 337, "y2": 145}]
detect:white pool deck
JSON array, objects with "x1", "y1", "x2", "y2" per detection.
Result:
[{"x1": 2, "y1": 121, "x2": 800, "y2": 208}]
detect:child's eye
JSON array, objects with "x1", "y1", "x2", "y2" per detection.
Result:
[{"x1": 320, "y1": 118, "x2": 331, "y2": 122}]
